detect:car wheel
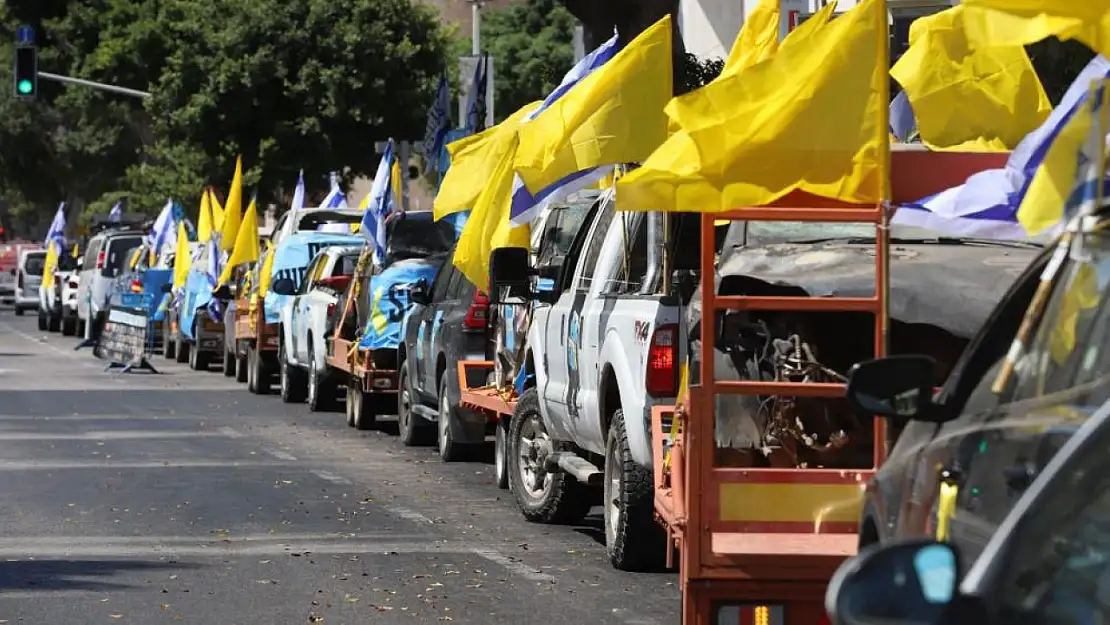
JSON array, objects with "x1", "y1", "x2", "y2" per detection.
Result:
[
  {"x1": 437, "y1": 377, "x2": 466, "y2": 462},
  {"x1": 495, "y1": 419, "x2": 510, "y2": 490},
  {"x1": 508, "y1": 388, "x2": 592, "y2": 525},
  {"x1": 236, "y1": 350, "x2": 249, "y2": 383},
  {"x1": 163, "y1": 324, "x2": 176, "y2": 360},
  {"x1": 247, "y1": 346, "x2": 258, "y2": 393},
  {"x1": 175, "y1": 336, "x2": 189, "y2": 364},
  {"x1": 279, "y1": 343, "x2": 306, "y2": 403},
  {"x1": 254, "y1": 348, "x2": 272, "y2": 395},
  {"x1": 308, "y1": 354, "x2": 337, "y2": 413},
  {"x1": 222, "y1": 343, "x2": 236, "y2": 377},
  {"x1": 61, "y1": 318, "x2": 76, "y2": 336},
  {"x1": 47, "y1": 313, "x2": 60, "y2": 333},
  {"x1": 36, "y1": 310, "x2": 46, "y2": 330},
  {"x1": 398, "y1": 363, "x2": 433, "y2": 446},
  {"x1": 603, "y1": 409, "x2": 666, "y2": 572}
]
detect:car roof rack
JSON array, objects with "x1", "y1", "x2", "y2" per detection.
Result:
[{"x1": 88, "y1": 215, "x2": 149, "y2": 235}]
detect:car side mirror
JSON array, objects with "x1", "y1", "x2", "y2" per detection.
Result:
[
  {"x1": 211, "y1": 284, "x2": 233, "y2": 301},
  {"x1": 845, "y1": 355, "x2": 945, "y2": 422},
  {"x1": 826, "y1": 539, "x2": 961, "y2": 625},
  {"x1": 409, "y1": 281, "x2": 431, "y2": 306},
  {"x1": 270, "y1": 277, "x2": 297, "y2": 296},
  {"x1": 160, "y1": 283, "x2": 173, "y2": 294},
  {"x1": 489, "y1": 247, "x2": 531, "y2": 304}
]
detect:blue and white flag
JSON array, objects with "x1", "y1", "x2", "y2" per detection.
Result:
[
  {"x1": 44, "y1": 202, "x2": 66, "y2": 250},
  {"x1": 360, "y1": 140, "x2": 397, "y2": 265},
  {"x1": 423, "y1": 76, "x2": 452, "y2": 175},
  {"x1": 289, "y1": 170, "x2": 305, "y2": 218},
  {"x1": 149, "y1": 199, "x2": 176, "y2": 257},
  {"x1": 108, "y1": 200, "x2": 122, "y2": 223},
  {"x1": 896, "y1": 55, "x2": 1110, "y2": 239},
  {"x1": 1063, "y1": 81, "x2": 1109, "y2": 223},
  {"x1": 320, "y1": 172, "x2": 348, "y2": 209},
  {"x1": 465, "y1": 53, "x2": 489, "y2": 134},
  {"x1": 508, "y1": 31, "x2": 621, "y2": 226},
  {"x1": 357, "y1": 258, "x2": 441, "y2": 350},
  {"x1": 890, "y1": 90, "x2": 917, "y2": 142}
]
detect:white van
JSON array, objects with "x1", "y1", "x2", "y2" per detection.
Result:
[{"x1": 13, "y1": 249, "x2": 45, "y2": 316}]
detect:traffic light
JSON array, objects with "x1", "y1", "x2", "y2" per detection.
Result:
[{"x1": 13, "y1": 45, "x2": 37, "y2": 99}]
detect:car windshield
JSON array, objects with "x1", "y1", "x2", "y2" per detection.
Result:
[{"x1": 23, "y1": 253, "x2": 45, "y2": 275}]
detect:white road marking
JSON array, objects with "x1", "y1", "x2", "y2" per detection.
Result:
[
  {"x1": 0, "y1": 430, "x2": 237, "y2": 441},
  {"x1": 0, "y1": 534, "x2": 458, "y2": 558},
  {"x1": 0, "y1": 414, "x2": 210, "y2": 421},
  {"x1": 0, "y1": 459, "x2": 293, "y2": 470},
  {"x1": 386, "y1": 506, "x2": 434, "y2": 524},
  {"x1": 310, "y1": 469, "x2": 352, "y2": 485},
  {"x1": 472, "y1": 548, "x2": 557, "y2": 583},
  {"x1": 264, "y1": 449, "x2": 298, "y2": 461}
]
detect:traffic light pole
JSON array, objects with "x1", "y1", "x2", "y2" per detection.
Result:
[{"x1": 38, "y1": 71, "x2": 151, "y2": 100}]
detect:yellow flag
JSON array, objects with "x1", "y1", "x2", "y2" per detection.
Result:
[
  {"x1": 723, "y1": 0, "x2": 781, "y2": 75},
  {"x1": 258, "y1": 241, "x2": 277, "y2": 297},
  {"x1": 1017, "y1": 84, "x2": 1104, "y2": 235},
  {"x1": 172, "y1": 223, "x2": 190, "y2": 290},
  {"x1": 197, "y1": 189, "x2": 214, "y2": 243},
  {"x1": 617, "y1": 0, "x2": 889, "y2": 213},
  {"x1": 390, "y1": 158, "x2": 404, "y2": 209},
  {"x1": 42, "y1": 242, "x2": 58, "y2": 290},
  {"x1": 514, "y1": 16, "x2": 673, "y2": 195},
  {"x1": 210, "y1": 188, "x2": 225, "y2": 231},
  {"x1": 961, "y1": 1, "x2": 1110, "y2": 58},
  {"x1": 891, "y1": 5, "x2": 1051, "y2": 152},
  {"x1": 454, "y1": 134, "x2": 530, "y2": 291},
  {"x1": 217, "y1": 194, "x2": 261, "y2": 286},
  {"x1": 220, "y1": 157, "x2": 244, "y2": 252},
  {"x1": 433, "y1": 102, "x2": 541, "y2": 221}
]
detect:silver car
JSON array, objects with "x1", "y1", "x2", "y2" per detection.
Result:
[
  {"x1": 76, "y1": 230, "x2": 144, "y2": 332},
  {"x1": 13, "y1": 248, "x2": 45, "y2": 316}
]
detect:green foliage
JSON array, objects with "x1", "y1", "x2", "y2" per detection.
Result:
[
  {"x1": 481, "y1": 0, "x2": 576, "y2": 121},
  {"x1": 679, "y1": 53, "x2": 724, "y2": 94},
  {"x1": 0, "y1": 0, "x2": 451, "y2": 235}
]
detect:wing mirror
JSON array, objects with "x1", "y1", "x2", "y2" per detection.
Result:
[
  {"x1": 826, "y1": 539, "x2": 965, "y2": 625},
  {"x1": 409, "y1": 280, "x2": 431, "y2": 306},
  {"x1": 844, "y1": 355, "x2": 948, "y2": 423},
  {"x1": 270, "y1": 277, "x2": 297, "y2": 296},
  {"x1": 211, "y1": 284, "x2": 233, "y2": 301}
]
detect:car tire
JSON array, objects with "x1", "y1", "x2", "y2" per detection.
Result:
[
  {"x1": 175, "y1": 336, "x2": 189, "y2": 364},
  {"x1": 437, "y1": 377, "x2": 468, "y2": 462},
  {"x1": 247, "y1": 346, "x2": 258, "y2": 393},
  {"x1": 352, "y1": 387, "x2": 376, "y2": 430},
  {"x1": 398, "y1": 362, "x2": 433, "y2": 446},
  {"x1": 61, "y1": 318, "x2": 76, "y2": 336},
  {"x1": 345, "y1": 386, "x2": 357, "y2": 427},
  {"x1": 495, "y1": 419, "x2": 510, "y2": 490},
  {"x1": 508, "y1": 389, "x2": 593, "y2": 525},
  {"x1": 15, "y1": 307, "x2": 24, "y2": 317},
  {"x1": 255, "y1": 348, "x2": 272, "y2": 395},
  {"x1": 222, "y1": 346, "x2": 236, "y2": 377},
  {"x1": 603, "y1": 409, "x2": 666, "y2": 572},
  {"x1": 37, "y1": 310, "x2": 46, "y2": 330},
  {"x1": 47, "y1": 313, "x2": 60, "y2": 333},
  {"x1": 163, "y1": 324, "x2": 176, "y2": 360},
  {"x1": 189, "y1": 341, "x2": 210, "y2": 371},
  {"x1": 279, "y1": 343, "x2": 306, "y2": 403},
  {"x1": 236, "y1": 350, "x2": 249, "y2": 383},
  {"x1": 308, "y1": 354, "x2": 338, "y2": 413}
]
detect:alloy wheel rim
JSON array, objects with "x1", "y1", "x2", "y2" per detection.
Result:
[
  {"x1": 605, "y1": 436, "x2": 621, "y2": 543},
  {"x1": 516, "y1": 415, "x2": 552, "y2": 502},
  {"x1": 439, "y1": 394, "x2": 449, "y2": 452}
]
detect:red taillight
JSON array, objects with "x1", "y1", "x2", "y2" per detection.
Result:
[
  {"x1": 95, "y1": 251, "x2": 106, "y2": 269},
  {"x1": 326, "y1": 303, "x2": 336, "y2": 318},
  {"x1": 68, "y1": 279, "x2": 78, "y2": 289},
  {"x1": 463, "y1": 291, "x2": 489, "y2": 330},
  {"x1": 130, "y1": 280, "x2": 143, "y2": 293},
  {"x1": 646, "y1": 324, "x2": 678, "y2": 397}
]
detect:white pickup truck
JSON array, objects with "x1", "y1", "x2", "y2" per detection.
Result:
[
  {"x1": 489, "y1": 191, "x2": 702, "y2": 572},
  {"x1": 277, "y1": 244, "x2": 364, "y2": 409}
]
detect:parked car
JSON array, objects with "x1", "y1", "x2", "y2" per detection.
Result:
[
  {"x1": 13, "y1": 248, "x2": 46, "y2": 317},
  {"x1": 277, "y1": 244, "x2": 364, "y2": 409},
  {"x1": 827, "y1": 396, "x2": 1110, "y2": 625},
  {"x1": 76, "y1": 226, "x2": 145, "y2": 336},
  {"x1": 847, "y1": 221, "x2": 1094, "y2": 565},
  {"x1": 60, "y1": 255, "x2": 82, "y2": 335},
  {"x1": 270, "y1": 207, "x2": 363, "y2": 249},
  {"x1": 38, "y1": 244, "x2": 78, "y2": 332}
]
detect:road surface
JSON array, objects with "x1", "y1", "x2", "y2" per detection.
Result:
[{"x1": 0, "y1": 311, "x2": 678, "y2": 624}]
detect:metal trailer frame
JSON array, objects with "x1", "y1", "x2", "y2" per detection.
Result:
[
  {"x1": 326, "y1": 336, "x2": 400, "y2": 422},
  {"x1": 234, "y1": 295, "x2": 279, "y2": 390},
  {"x1": 653, "y1": 148, "x2": 1011, "y2": 625}
]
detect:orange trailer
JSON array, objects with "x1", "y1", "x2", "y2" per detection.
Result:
[{"x1": 654, "y1": 147, "x2": 1010, "y2": 625}]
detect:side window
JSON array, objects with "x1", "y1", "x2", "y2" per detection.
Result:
[
  {"x1": 1006, "y1": 231, "x2": 1110, "y2": 407},
  {"x1": 301, "y1": 256, "x2": 326, "y2": 294},
  {"x1": 608, "y1": 213, "x2": 649, "y2": 294},
  {"x1": 444, "y1": 268, "x2": 467, "y2": 301},
  {"x1": 83, "y1": 238, "x2": 104, "y2": 268},
  {"x1": 429, "y1": 259, "x2": 454, "y2": 302},
  {"x1": 578, "y1": 201, "x2": 615, "y2": 291}
]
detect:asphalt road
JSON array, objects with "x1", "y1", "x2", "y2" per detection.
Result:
[{"x1": 0, "y1": 310, "x2": 678, "y2": 624}]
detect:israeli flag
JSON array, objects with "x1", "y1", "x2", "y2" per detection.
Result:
[
  {"x1": 44, "y1": 202, "x2": 66, "y2": 248},
  {"x1": 423, "y1": 76, "x2": 452, "y2": 175},
  {"x1": 890, "y1": 91, "x2": 917, "y2": 142},
  {"x1": 320, "y1": 172, "x2": 348, "y2": 209},
  {"x1": 204, "y1": 236, "x2": 224, "y2": 321},
  {"x1": 1063, "y1": 80, "x2": 1109, "y2": 223},
  {"x1": 360, "y1": 140, "x2": 396, "y2": 265},
  {"x1": 108, "y1": 200, "x2": 122, "y2": 223},
  {"x1": 508, "y1": 32, "x2": 620, "y2": 226},
  {"x1": 897, "y1": 55, "x2": 1110, "y2": 239},
  {"x1": 149, "y1": 199, "x2": 176, "y2": 257}
]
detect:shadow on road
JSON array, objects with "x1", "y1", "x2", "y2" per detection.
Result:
[{"x1": 0, "y1": 559, "x2": 199, "y2": 592}]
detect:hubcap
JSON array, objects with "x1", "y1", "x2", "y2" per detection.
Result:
[
  {"x1": 516, "y1": 415, "x2": 553, "y2": 502},
  {"x1": 604, "y1": 435, "x2": 621, "y2": 543},
  {"x1": 309, "y1": 360, "x2": 317, "y2": 403},
  {"x1": 439, "y1": 395, "x2": 449, "y2": 451},
  {"x1": 399, "y1": 384, "x2": 410, "y2": 430},
  {"x1": 495, "y1": 425, "x2": 506, "y2": 479}
]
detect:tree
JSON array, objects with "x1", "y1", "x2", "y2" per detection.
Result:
[{"x1": 481, "y1": 0, "x2": 576, "y2": 121}]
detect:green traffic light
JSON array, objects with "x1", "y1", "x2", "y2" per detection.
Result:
[{"x1": 16, "y1": 79, "x2": 33, "y2": 95}]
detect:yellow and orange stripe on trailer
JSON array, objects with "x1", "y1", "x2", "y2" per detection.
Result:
[{"x1": 715, "y1": 469, "x2": 870, "y2": 534}]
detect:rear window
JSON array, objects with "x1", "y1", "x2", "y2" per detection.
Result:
[
  {"x1": 23, "y1": 253, "x2": 46, "y2": 276},
  {"x1": 103, "y1": 236, "x2": 144, "y2": 276},
  {"x1": 334, "y1": 253, "x2": 361, "y2": 277},
  {"x1": 384, "y1": 213, "x2": 455, "y2": 265},
  {"x1": 83, "y1": 237, "x2": 105, "y2": 268}
]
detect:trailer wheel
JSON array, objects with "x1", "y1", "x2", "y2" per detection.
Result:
[
  {"x1": 255, "y1": 348, "x2": 272, "y2": 394},
  {"x1": 398, "y1": 363, "x2": 433, "y2": 446},
  {"x1": 494, "y1": 418, "x2": 510, "y2": 490},
  {"x1": 163, "y1": 324, "x2": 176, "y2": 360},
  {"x1": 47, "y1": 312, "x2": 60, "y2": 333},
  {"x1": 279, "y1": 343, "x2": 306, "y2": 403},
  {"x1": 353, "y1": 388, "x2": 376, "y2": 430},
  {"x1": 246, "y1": 346, "x2": 257, "y2": 392},
  {"x1": 307, "y1": 345, "x2": 337, "y2": 413},
  {"x1": 509, "y1": 389, "x2": 592, "y2": 524},
  {"x1": 37, "y1": 310, "x2": 47, "y2": 331},
  {"x1": 604, "y1": 409, "x2": 666, "y2": 572},
  {"x1": 236, "y1": 349, "x2": 248, "y2": 383},
  {"x1": 345, "y1": 386, "x2": 357, "y2": 427},
  {"x1": 175, "y1": 336, "x2": 190, "y2": 364},
  {"x1": 222, "y1": 342, "x2": 236, "y2": 377}
]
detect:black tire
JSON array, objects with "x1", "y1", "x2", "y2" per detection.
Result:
[
  {"x1": 345, "y1": 386, "x2": 357, "y2": 427},
  {"x1": 255, "y1": 349, "x2": 272, "y2": 394},
  {"x1": 36, "y1": 310, "x2": 46, "y2": 330},
  {"x1": 603, "y1": 409, "x2": 666, "y2": 572},
  {"x1": 509, "y1": 389, "x2": 593, "y2": 524},
  {"x1": 495, "y1": 419, "x2": 510, "y2": 490},
  {"x1": 279, "y1": 343, "x2": 306, "y2": 403},
  {"x1": 247, "y1": 346, "x2": 258, "y2": 393},
  {"x1": 437, "y1": 377, "x2": 467, "y2": 462},
  {"x1": 175, "y1": 336, "x2": 190, "y2": 364},
  {"x1": 235, "y1": 351, "x2": 248, "y2": 383},
  {"x1": 353, "y1": 387, "x2": 376, "y2": 430},
  {"x1": 77, "y1": 319, "x2": 86, "y2": 338},
  {"x1": 222, "y1": 346, "x2": 236, "y2": 377},
  {"x1": 47, "y1": 314, "x2": 60, "y2": 333},
  {"x1": 189, "y1": 341, "x2": 211, "y2": 371},
  {"x1": 15, "y1": 307, "x2": 24, "y2": 317},
  {"x1": 61, "y1": 317, "x2": 76, "y2": 336},
  {"x1": 163, "y1": 324, "x2": 176, "y2": 360},
  {"x1": 398, "y1": 363, "x2": 433, "y2": 446},
  {"x1": 308, "y1": 354, "x2": 338, "y2": 413}
]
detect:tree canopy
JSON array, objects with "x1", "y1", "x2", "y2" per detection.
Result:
[{"x1": 0, "y1": 0, "x2": 451, "y2": 232}]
